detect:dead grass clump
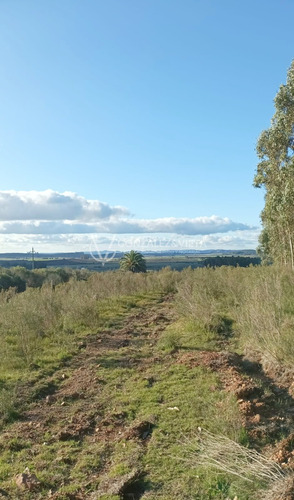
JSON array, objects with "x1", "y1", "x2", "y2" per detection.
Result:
[
  {"x1": 262, "y1": 475, "x2": 294, "y2": 500},
  {"x1": 179, "y1": 428, "x2": 285, "y2": 484},
  {"x1": 237, "y1": 268, "x2": 294, "y2": 367}
]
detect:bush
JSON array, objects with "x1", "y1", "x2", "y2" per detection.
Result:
[
  {"x1": 237, "y1": 267, "x2": 294, "y2": 367},
  {"x1": 176, "y1": 266, "x2": 244, "y2": 333}
]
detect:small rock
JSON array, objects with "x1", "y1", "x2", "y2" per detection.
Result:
[
  {"x1": 15, "y1": 471, "x2": 40, "y2": 491},
  {"x1": 45, "y1": 395, "x2": 54, "y2": 404},
  {"x1": 251, "y1": 414, "x2": 261, "y2": 424}
]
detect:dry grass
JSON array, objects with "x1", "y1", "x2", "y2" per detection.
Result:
[
  {"x1": 180, "y1": 428, "x2": 285, "y2": 484},
  {"x1": 262, "y1": 475, "x2": 294, "y2": 500},
  {"x1": 176, "y1": 265, "x2": 294, "y2": 371},
  {"x1": 0, "y1": 268, "x2": 180, "y2": 373},
  {"x1": 237, "y1": 268, "x2": 294, "y2": 367}
]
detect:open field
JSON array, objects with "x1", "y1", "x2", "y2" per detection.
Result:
[
  {"x1": 0, "y1": 266, "x2": 294, "y2": 499},
  {"x1": 0, "y1": 251, "x2": 260, "y2": 273}
]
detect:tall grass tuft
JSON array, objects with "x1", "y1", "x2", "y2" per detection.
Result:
[{"x1": 237, "y1": 267, "x2": 294, "y2": 367}]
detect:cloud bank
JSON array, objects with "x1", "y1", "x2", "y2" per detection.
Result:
[
  {"x1": 0, "y1": 230, "x2": 260, "y2": 253},
  {"x1": 0, "y1": 216, "x2": 251, "y2": 235},
  {"x1": 0, "y1": 190, "x2": 128, "y2": 221},
  {"x1": 0, "y1": 190, "x2": 258, "y2": 250}
]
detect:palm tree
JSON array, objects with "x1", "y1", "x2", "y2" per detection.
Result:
[{"x1": 119, "y1": 250, "x2": 147, "y2": 273}]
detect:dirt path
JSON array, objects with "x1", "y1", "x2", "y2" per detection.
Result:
[
  {"x1": 1, "y1": 294, "x2": 294, "y2": 499},
  {"x1": 0, "y1": 294, "x2": 175, "y2": 499}
]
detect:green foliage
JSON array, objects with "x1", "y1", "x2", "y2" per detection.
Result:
[
  {"x1": 202, "y1": 255, "x2": 261, "y2": 267},
  {"x1": 0, "y1": 385, "x2": 19, "y2": 425},
  {"x1": 176, "y1": 266, "x2": 243, "y2": 333},
  {"x1": 254, "y1": 60, "x2": 294, "y2": 267},
  {"x1": 0, "y1": 265, "x2": 88, "y2": 294},
  {"x1": 157, "y1": 319, "x2": 218, "y2": 354},
  {"x1": 120, "y1": 250, "x2": 147, "y2": 273},
  {"x1": 0, "y1": 269, "x2": 26, "y2": 292},
  {"x1": 157, "y1": 329, "x2": 182, "y2": 353}
]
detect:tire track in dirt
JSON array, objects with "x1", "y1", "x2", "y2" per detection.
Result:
[
  {"x1": 0, "y1": 295, "x2": 175, "y2": 499},
  {"x1": 4, "y1": 293, "x2": 294, "y2": 499}
]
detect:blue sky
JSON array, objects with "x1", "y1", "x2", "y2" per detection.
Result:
[{"x1": 0, "y1": 0, "x2": 293, "y2": 252}]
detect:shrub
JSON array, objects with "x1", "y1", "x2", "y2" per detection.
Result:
[
  {"x1": 176, "y1": 267, "x2": 244, "y2": 332},
  {"x1": 237, "y1": 267, "x2": 294, "y2": 367}
]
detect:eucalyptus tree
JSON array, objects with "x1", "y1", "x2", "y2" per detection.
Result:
[
  {"x1": 119, "y1": 250, "x2": 147, "y2": 273},
  {"x1": 254, "y1": 61, "x2": 294, "y2": 268}
]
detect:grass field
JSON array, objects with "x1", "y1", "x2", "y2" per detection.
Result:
[{"x1": 0, "y1": 266, "x2": 293, "y2": 499}]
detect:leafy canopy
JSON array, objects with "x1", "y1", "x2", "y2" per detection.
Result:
[
  {"x1": 254, "y1": 60, "x2": 294, "y2": 267},
  {"x1": 119, "y1": 250, "x2": 147, "y2": 273}
]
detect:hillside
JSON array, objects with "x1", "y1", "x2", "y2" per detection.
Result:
[{"x1": 0, "y1": 267, "x2": 294, "y2": 499}]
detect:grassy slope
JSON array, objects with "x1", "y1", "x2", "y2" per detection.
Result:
[
  {"x1": 0, "y1": 291, "x2": 257, "y2": 500},
  {"x1": 1, "y1": 265, "x2": 294, "y2": 500}
]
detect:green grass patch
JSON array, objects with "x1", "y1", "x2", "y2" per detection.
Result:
[{"x1": 157, "y1": 319, "x2": 218, "y2": 353}]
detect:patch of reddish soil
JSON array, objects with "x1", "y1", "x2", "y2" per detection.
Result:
[{"x1": 177, "y1": 349, "x2": 294, "y2": 462}]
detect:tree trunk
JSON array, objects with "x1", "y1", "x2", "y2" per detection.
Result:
[{"x1": 289, "y1": 231, "x2": 294, "y2": 271}]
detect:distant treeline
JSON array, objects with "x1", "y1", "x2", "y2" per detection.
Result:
[
  {"x1": 0, "y1": 256, "x2": 261, "y2": 293},
  {"x1": 201, "y1": 255, "x2": 261, "y2": 268},
  {"x1": 0, "y1": 259, "x2": 85, "y2": 269},
  {"x1": 0, "y1": 266, "x2": 89, "y2": 293}
]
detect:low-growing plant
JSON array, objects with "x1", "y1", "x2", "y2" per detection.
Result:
[
  {"x1": 157, "y1": 329, "x2": 182, "y2": 353},
  {"x1": 237, "y1": 267, "x2": 294, "y2": 367},
  {"x1": 176, "y1": 266, "x2": 243, "y2": 332},
  {"x1": 0, "y1": 386, "x2": 19, "y2": 425}
]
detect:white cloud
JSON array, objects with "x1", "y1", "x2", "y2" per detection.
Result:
[
  {"x1": 0, "y1": 229, "x2": 260, "y2": 253},
  {"x1": 0, "y1": 190, "x2": 128, "y2": 221},
  {"x1": 92, "y1": 216, "x2": 252, "y2": 235},
  {"x1": 0, "y1": 189, "x2": 258, "y2": 252},
  {"x1": 0, "y1": 215, "x2": 253, "y2": 235}
]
